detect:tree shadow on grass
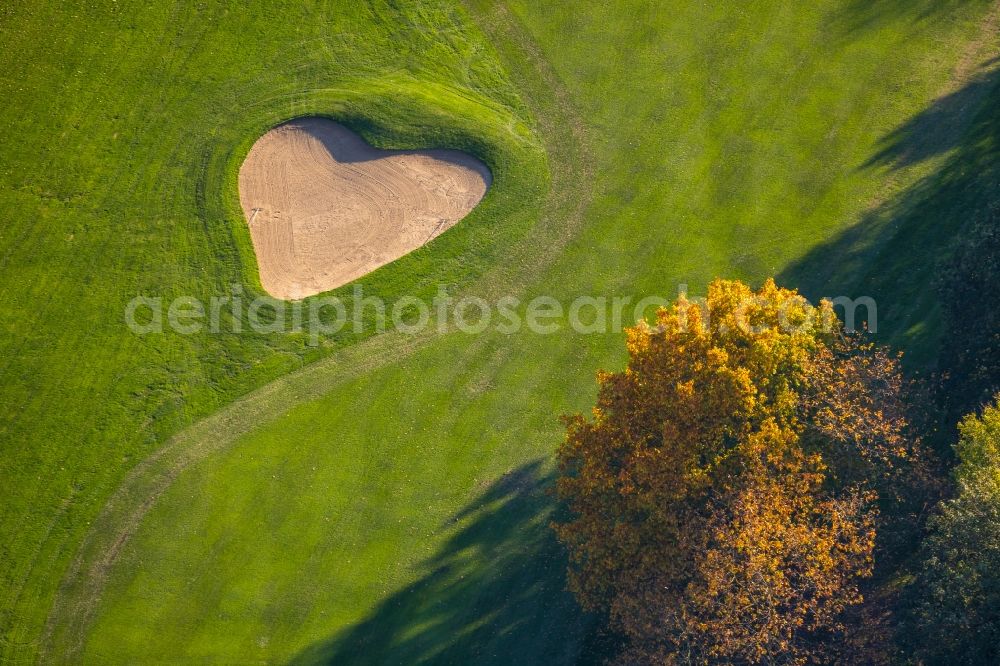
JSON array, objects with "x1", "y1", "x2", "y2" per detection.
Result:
[
  {"x1": 779, "y1": 60, "x2": 1000, "y2": 368},
  {"x1": 289, "y1": 460, "x2": 602, "y2": 666},
  {"x1": 825, "y1": 0, "x2": 992, "y2": 43},
  {"x1": 864, "y1": 63, "x2": 1000, "y2": 171}
]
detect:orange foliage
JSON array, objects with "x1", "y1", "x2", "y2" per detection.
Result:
[{"x1": 554, "y1": 279, "x2": 918, "y2": 664}]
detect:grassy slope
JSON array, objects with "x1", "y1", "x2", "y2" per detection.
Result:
[
  {"x1": 42, "y1": 0, "x2": 999, "y2": 663},
  {"x1": 0, "y1": 1, "x2": 546, "y2": 662}
]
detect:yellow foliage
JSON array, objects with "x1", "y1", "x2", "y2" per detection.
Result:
[{"x1": 554, "y1": 279, "x2": 918, "y2": 664}]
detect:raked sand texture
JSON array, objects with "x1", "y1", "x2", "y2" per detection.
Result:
[{"x1": 238, "y1": 117, "x2": 492, "y2": 300}]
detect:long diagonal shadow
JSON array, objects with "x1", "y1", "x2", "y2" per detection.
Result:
[
  {"x1": 289, "y1": 461, "x2": 599, "y2": 665},
  {"x1": 779, "y1": 61, "x2": 1000, "y2": 367},
  {"x1": 825, "y1": 0, "x2": 990, "y2": 44}
]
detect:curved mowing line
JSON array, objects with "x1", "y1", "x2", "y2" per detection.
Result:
[{"x1": 39, "y1": 3, "x2": 596, "y2": 662}]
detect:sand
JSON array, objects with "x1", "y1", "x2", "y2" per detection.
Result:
[{"x1": 238, "y1": 117, "x2": 492, "y2": 300}]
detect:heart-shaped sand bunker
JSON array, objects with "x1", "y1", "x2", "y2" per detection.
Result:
[{"x1": 238, "y1": 117, "x2": 492, "y2": 300}]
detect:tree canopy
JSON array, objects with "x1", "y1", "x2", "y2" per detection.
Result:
[
  {"x1": 554, "y1": 279, "x2": 921, "y2": 664},
  {"x1": 905, "y1": 397, "x2": 1000, "y2": 665},
  {"x1": 937, "y1": 204, "x2": 1000, "y2": 421}
]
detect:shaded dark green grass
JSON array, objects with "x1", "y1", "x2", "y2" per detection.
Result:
[
  {"x1": 3, "y1": 0, "x2": 998, "y2": 663},
  {"x1": 0, "y1": 2, "x2": 543, "y2": 661},
  {"x1": 782, "y1": 64, "x2": 1000, "y2": 368},
  {"x1": 290, "y1": 461, "x2": 593, "y2": 666}
]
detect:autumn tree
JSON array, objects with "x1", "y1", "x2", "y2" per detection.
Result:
[
  {"x1": 553, "y1": 279, "x2": 921, "y2": 664},
  {"x1": 903, "y1": 396, "x2": 1000, "y2": 665}
]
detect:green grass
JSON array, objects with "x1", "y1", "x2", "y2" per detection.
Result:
[
  {"x1": 3, "y1": 0, "x2": 1000, "y2": 663},
  {"x1": 0, "y1": 1, "x2": 547, "y2": 661}
]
